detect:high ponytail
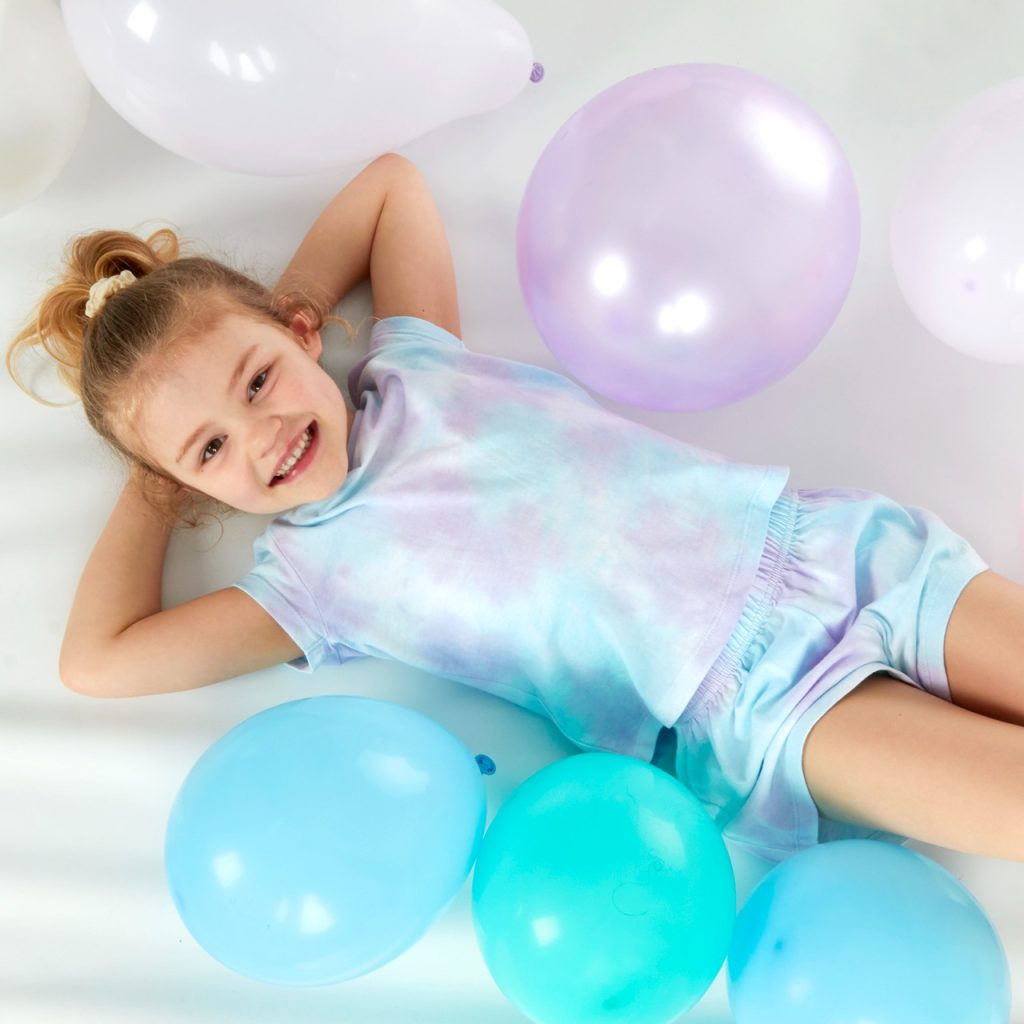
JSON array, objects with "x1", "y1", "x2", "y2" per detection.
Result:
[
  {"x1": 6, "y1": 227, "x2": 182, "y2": 407},
  {"x1": 5, "y1": 225, "x2": 356, "y2": 530}
]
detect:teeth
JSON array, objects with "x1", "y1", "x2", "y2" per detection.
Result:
[{"x1": 274, "y1": 427, "x2": 312, "y2": 478}]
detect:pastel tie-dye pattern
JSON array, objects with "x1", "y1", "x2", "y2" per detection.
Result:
[{"x1": 232, "y1": 316, "x2": 790, "y2": 761}]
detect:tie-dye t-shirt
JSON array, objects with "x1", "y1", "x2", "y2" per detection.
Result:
[{"x1": 232, "y1": 316, "x2": 790, "y2": 761}]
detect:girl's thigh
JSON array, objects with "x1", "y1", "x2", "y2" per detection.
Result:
[{"x1": 802, "y1": 669, "x2": 1024, "y2": 860}]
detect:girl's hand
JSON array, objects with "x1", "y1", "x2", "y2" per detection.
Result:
[
  {"x1": 127, "y1": 463, "x2": 185, "y2": 496},
  {"x1": 126, "y1": 464, "x2": 192, "y2": 520}
]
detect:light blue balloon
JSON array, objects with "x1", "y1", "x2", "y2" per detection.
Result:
[
  {"x1": 472, "y1": 752, "x2": 735, "y2": 1024},
  {"x1": 728, "y1": 839, "x2": 1011, "y2": 1023},
  {"x1": 165, "y1": 696, "x2": 487, "y2": 985}
]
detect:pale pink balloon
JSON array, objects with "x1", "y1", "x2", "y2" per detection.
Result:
[{"x1": 891, "y1": 76, "x2": 1024, "y2": 363}]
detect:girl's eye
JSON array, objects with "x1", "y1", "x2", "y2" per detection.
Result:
[
  {"x1": 245, "y1": 370, "x2": 266, "y2": 397},
  {"x1": 200, "y1": 369, "x2": 270, "y2": 466},
  {"x1": 199, "y1": 436, "x2": 222, "y2": 464}
]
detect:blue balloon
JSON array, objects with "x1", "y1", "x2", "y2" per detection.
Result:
[
  {"x1": 472, "y1": 752, "x2": 735, "y2": 1024},
  {"x1": 728, "y1": 839, "x2": 1011, "y2": 1023},
  {"x1": 164, "y1": 696, "x2": 487, "y2": 985}
]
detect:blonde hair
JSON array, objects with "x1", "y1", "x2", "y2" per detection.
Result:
[{"x1": 5, "y1": 226, "x2": 358, "y2": 530}]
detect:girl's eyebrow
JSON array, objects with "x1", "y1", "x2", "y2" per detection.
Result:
[{"x1": 174, "y1": 344, "x2": 259, "y2": 465}]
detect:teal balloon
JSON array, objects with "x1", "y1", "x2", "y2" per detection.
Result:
[
  {"x1": 471, "y1": 752, "x2": 735, "y2": 1024},
  {"x1": 728, "y1": 840, "x2": 1011, "y2": 1023},
  {"x1": 164, "y1": 697, "x2": 487, "y2": 985}
]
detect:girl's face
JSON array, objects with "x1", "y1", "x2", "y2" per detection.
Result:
[{"x1": 134, "y1": 310, "x2": 356, "y2": 515}]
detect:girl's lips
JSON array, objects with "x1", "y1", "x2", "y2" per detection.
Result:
[{"x1": 270, "y1": 420, "x2": 318, "y2": 486}]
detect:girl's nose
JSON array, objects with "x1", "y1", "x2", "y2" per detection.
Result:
[{"x1": 256, "y1": 416, "x2": 284, "y2": 462}]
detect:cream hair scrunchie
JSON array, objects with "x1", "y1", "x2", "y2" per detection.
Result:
[{"x1": 84, "y1": 269, "x2": 138, "y2": 319}]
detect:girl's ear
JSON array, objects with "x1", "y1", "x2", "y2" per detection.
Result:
[
  {"x1": 288, "y1": 311, "x2": 323, "y2": 360},
  {"x1": 288, "y1": 310, "x2": 311, "y2": 335}
]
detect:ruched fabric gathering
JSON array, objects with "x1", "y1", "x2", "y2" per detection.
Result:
[{"x1": 682, "y1": 488, "x2": 800, "y2": 723}]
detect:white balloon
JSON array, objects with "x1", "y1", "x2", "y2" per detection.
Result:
[
  {"x1": 60, "y1": 0, "x2": 534, "y2": 176},
  {"x1": 891, "y1": 77, "x2": 1024, "y2": 363},
  {"x1": 0, "y1": 0, "x2": 91, "y2": 219}
]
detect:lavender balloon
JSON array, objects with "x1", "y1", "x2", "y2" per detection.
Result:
[{"x1": 517, "y1": 64, "x2": 860, "y2": 411}]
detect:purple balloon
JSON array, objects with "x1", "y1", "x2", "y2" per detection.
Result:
[{"x1": 516, "y1": 64, "x2": 860, "y2": 411}]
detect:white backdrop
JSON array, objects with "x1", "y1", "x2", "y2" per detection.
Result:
[{"x1": 3, "y1": 1, "x2": 1023, "y2": 1021}]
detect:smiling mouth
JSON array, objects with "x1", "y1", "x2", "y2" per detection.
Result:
[{"x1": 269, "y1": 420, "x2": 318, "y2": 486}]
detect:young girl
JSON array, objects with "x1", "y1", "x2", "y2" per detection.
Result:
[{"x1": 8, "y1": 152, "x2": 1024, "y2": 866}]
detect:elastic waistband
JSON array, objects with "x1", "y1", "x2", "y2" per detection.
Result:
[{"x1": 681, "y1": 487, "x2": 800, "y2": 722}]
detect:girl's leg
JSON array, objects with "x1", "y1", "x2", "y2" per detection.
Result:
[
  {"x1": 801, "y1": 672, "x2": 1024, "y2": 861},
  {"x1": 943, "y1": 568, "x2": 1024, "y2": 727}
]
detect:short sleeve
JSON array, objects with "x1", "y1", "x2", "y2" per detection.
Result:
[
  {"x1": 368, "y1": 315, "x2": 466, "y2": 353},
  {"x1": 232, "y1": 532, "x2": 331, "y2": 673}
]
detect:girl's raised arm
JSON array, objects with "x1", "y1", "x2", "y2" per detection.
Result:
[
  {"x1": 275, "y1": 151, "x2": 461, "y2": 340},
  {"x1": 366, "y1": 154, "x2": 461, "y2": 338},
  {"x1": 59, "y1": 474, "x2": 304, "y2": 698}
]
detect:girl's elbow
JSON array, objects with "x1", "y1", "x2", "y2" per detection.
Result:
[
  {"x1": 59, "y1": 652, "x2": 128, "y2": 698},
  {"x1": 59, "y1": 663, "x2": 104, "y2": 697},
  {"x1": 58, "y1": 648, "x2": 88, "y2": 694}
]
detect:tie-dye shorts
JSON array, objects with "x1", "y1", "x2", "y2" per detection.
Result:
[{"x1": 669, "y1": 484, "x2": 989, "y2": 864}]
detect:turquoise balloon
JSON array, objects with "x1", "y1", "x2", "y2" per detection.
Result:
[
  {"x1": 471, "y1": 752, "x2": 735, "y2": 1024},
  {"x1": 164, "y1": 697, "x2": 487, "y2": 985},
  {"x1": 728, "y1": 840, "x2": 1011, "y2": 1023}
]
